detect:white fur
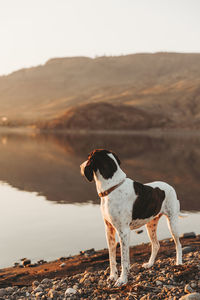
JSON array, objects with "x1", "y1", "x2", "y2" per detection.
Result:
[{"x1": 81, "y1": 153, "x2": 183, "y2": 286}]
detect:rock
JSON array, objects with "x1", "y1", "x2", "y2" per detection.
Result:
[
  {"x1": 110, "y1": 294, "x2": 119, "y2": 299},
  {"x1": 181, "y1": 232, "x2": 196, "y2": 239},
  {"x1": 73, "y1": 284, "x2": 78, "y2": 290},
  {"x1": 163, "y1": 239, "x2": 170, "y2": 244},
  {"x1": 163, "y1": 284, "x2": 175, "y2": 289},
  {"x1": 32, "y1": 280, "x2": 40, "y2": 287},
  {"x1": 6, "y1": 287, "x2": 14, "y2": 294},
  {"x1": 41, "y1": 278, "x2": 52, "y2": 285},
  {"x1": 48, "y1": 289, "x2": 58, "y2": 298},
  {"x1": 80, "y1": 248, "x2": 95, "y2": 256},
  {"x1": 37, "y1": 259, "x2": 47, "y2": 264},
  {"x1": 34, "y1": 286, "x2": 43, "y2": 293},
  {"x1": 35, "y1": 291, "x2": 44, "y2": 297},
  {"x1": 179, "y1": 293, "x2": 200, "y2": 300},
  {"x1": 0, "y1": 289, "x2": 6, "y2": 297},
  {"x1": 22, "y1": 258, "x2": 31, "y2": 267},
  {"x1": 182, "y1": 246, "x2": 194, "y2": 254},
  {"x1": 14, "y1": 262, "x2": 20, "y2": 267},
  {"x1": 98, "y1": 279, "x2": 104, "y2": 286},
  {"x1": 156, "y1": 280, "x2": 163, "y2": 286},
  {"x1": 140, "y1": 295, "x2": 150, "y2": 300},
  {"x1": 60, "y1": 263, "x2": 66, "y2": 268},
  {"x1": 79, "y1": 277, "x2": 85, "y2": 284},
  {"x1": 185, "y1": 284, "x2": 194, "y2": 294},
  {"x1": 65, "y1": 288, "x2": 77, "y2": 295},
  {"x1": 59, "y1": 257, "x2": 66, "y2": 261}
]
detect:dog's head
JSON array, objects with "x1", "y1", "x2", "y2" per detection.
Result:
[{"x1": 80, "y1": 149, "x2": 121, "y2": 182}]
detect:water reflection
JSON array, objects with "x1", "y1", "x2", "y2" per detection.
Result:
[
  {"x1": 0, "y1": 131, "x2": 200, "y2": 268},
  {"x1": 0, "y1": 181, "x2": 199, "y2": 268},
  {"x1": 0, "y1": 131, "x2": 200, "y2": 211}
]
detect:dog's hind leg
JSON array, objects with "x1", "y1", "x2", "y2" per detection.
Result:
[
  {"x1": 104, "y1": 219, "x2": 118, "y2": 281},
  {"x1": 166, "y1": 215, "x2": 182, "y2": 265},
  {"x1": 143, "y1": 214, "x2": 161, "y2": 269}
]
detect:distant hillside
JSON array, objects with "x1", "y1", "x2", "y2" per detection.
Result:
[
  {"x1": 0, "y1": 53, "x2": 200, "y2": 129},
  {"x1": 39, "y1": 102, "x2": 169, "y2": 130}
]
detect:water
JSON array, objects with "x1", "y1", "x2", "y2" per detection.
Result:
[{"x1": 0, "y1": 130, "x2": 200, "y2": 268}]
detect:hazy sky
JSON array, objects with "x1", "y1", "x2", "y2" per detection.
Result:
[{"x1": 0, "y1": 0, "x2": 200, "y2": 75}]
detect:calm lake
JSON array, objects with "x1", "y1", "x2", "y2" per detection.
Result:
[{"x1": 0, "y1": 130, "x2": 200, "y2": 268}]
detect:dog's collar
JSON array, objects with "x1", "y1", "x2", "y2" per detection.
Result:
[{"x1": 98, "y1": 179, "x2": 126, "y2": 198}]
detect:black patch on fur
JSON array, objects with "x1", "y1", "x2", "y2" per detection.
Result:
[
  {"x1": 132, "y1": 181, "x2": 165, "y2": 220},
  {"x1": 86, "y1": 149, "x2": 120, "y2": 180},
  {"x1": 84, "y1": 163, "x2": 94, "y2": 182}
]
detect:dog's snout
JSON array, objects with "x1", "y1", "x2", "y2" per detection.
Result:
[{"x1": 80, "y1": 160, "x2": 87, "y2": 176}]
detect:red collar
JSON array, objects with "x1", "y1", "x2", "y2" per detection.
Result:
[{"x1": 98, "y1": 179, "x2": 126, "y2": 198}]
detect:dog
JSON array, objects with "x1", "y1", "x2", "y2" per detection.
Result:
[{"x1": 80, "y1": 149, "x2": 186, "y2": 286}]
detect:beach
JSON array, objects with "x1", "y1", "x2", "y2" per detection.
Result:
[{"x1": 0, "y1": 234, "x2": 200, "y2": 299}]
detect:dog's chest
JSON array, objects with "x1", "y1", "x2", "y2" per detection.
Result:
[
  {"x1": 100, "y1": 184, "x2": 133, "y2": 225},
  {"x1": 101, "y1": 197, "x2": 116, "y2": 224}
]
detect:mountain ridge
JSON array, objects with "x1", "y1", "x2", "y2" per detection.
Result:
[{"x1": 0, "y1": 52, "x2": 200, "y2": 129}]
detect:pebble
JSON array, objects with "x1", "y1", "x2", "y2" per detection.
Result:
[
  {"x1": 22, "y1": 258, "x2": 31, "y2": 267},
  {"x1": 180, "y1": 293, "x2": 200, "y2": 300},
  {"x1": 65, "y1": 287, "x2": 77, "y2": 295},
  {"x1": 35, "y1": 291, "x2": 44, "y2": 297},
  {"x1": 185, "y1": 284, "x2": 194, "y2": 294},
  {"x1": 6, "y1": 287, "x2": 14, "y2": 294},
  {"x1": 181, "y1": 232, "x2": 196, "y2": 239},
  {"x1": 0, "y1": 289, "x2": 6, "y2": 297},
  {"x1": 34, "y1": 286, "x2": 43, "y2": 293},
  {"x1": 156, "y1": 280, "x2": 163, "y2": 286},
  {"x1": 60, "y1": 262, "x2": 66, "y2": 268},
  {"x1": 82, "y1": 248, "x2": 96, "y2": 256},
  {"x1": 48, "y1": 289, "x2": 58, "y2": 298},
  {"x1": 182, "y1": 246, "x2": 194, "y2": 254},
  {"x1": 32, "y1": 280, "x2": 40, "y2": 287},
  {"x1": 41, "y1": 278, "x2": 52, "y2": 285}
]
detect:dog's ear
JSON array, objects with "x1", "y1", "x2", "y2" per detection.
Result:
[
  {"x1": 84, "y1": 162, "x2": 94, "y2": 182},
  {"x1": 112, "y1": 152, "x2": 121, "y2": 166}
]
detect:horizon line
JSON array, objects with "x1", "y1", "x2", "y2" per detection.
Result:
[{"x1": 1, "y1": 50, "x2": 200, "y2": 77}]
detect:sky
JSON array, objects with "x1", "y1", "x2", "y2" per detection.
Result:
[{"x1": 0, "y1": 0, "x2": 200, "y2": 75}]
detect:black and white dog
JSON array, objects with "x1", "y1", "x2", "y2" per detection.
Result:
[{"x1": 80, "y1": 149, "x2": 186, "y2": 286}]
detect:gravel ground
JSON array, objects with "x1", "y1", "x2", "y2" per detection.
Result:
[{"x1": 0, "y1": 248, "x2": 200, "y2": 299}]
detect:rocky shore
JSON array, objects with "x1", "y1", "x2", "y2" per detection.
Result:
[{"x1": 0, "y1": 234, "x2": 200, "y2": 299}]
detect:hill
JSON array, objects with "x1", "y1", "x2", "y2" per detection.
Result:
[{"x1": 0, "y1": 53, "x2": 200, "y2": 129}]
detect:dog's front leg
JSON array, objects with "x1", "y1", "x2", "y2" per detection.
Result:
[
  {"x1": 104, "y1": 219, "x2": 118, "y2": 281},
  {"x1": 115, "y1": 227, "x2": 130, "y2": 286}
]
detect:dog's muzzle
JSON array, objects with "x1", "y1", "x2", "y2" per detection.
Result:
[{"x1": 80, "y1": 160, "x2": 88, "y2": 176}]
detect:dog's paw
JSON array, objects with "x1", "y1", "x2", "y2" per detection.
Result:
[
  {"x1": 114, "y1": 277, "x2": 128, "y2": 287},
  {"x1": 108, "y1": 273, "x2": 118, "y2": 282},
  {"x1": 142, "y1": 262, "x2": 153, "y2": 269}
]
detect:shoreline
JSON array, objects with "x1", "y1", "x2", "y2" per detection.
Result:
[
  {"x1": 0, "y1": 235, "x2": 199, "y2": 287},
  {"x1": 1, "y1": 126, "x2": 200, "y2": 138}
]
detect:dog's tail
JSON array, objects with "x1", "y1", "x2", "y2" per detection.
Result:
[
  {"x1": 177, "y1": 200, "x2": 189, "y2": 218},
  {"x1": 178, "y1": 212, "x2": 189, "y2": 218}
]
